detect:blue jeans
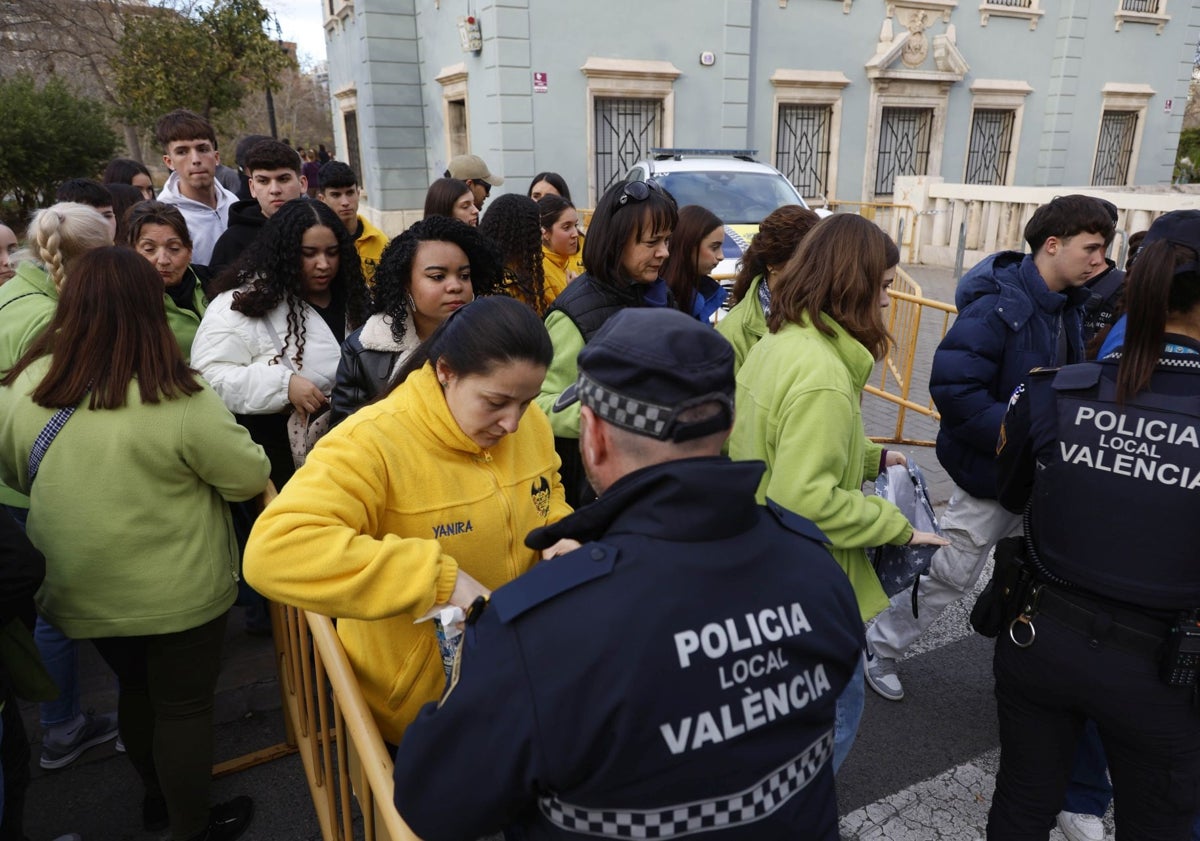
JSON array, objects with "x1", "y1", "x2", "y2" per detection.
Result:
[
  {"x1": 3, "y1": 505, "x2": 81, "y2": 729},
  {"x1": 1063, "y1": 720, "x2": 1112, "y2": 816},
  {"x1": 833, "y1": 665, "x2": 865, "y2": 773}
]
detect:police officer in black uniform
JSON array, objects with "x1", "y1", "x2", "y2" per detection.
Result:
[
  {"x1": 391, "y1": 307, "x2": 864, "y2": 841},
  {"x1": 990, "y1": 209, "x2": 1200, "y2": 841}
]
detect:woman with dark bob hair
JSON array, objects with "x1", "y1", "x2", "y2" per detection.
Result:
[
  {"x1": 985, "y1": 209, "x2": 1200, "y2": 840},
  {"x1": 719, "y1": 204, "x2": 821, "y2": 371},
  {"x1": 331, "y1": 215, "x2": 502, "y2": 422},
  {"x1": 479, "y1": 192, "x2": 551, "y2": 314},
  {"x1": 126, "y1": 200, "x2": 210, "y2": 360},
  {"x1": 0, "y1": 247, "x2": 270, "y2": 841},
  {"x1": 528, "y1": 171, "x2": 571, "y2": 202},
  {"x1": 534, "y1": 178, "x2": 678, "y2": 507},
  {"x1": 730, "y1": 214, "x2": 945, "y2": 772},
  {"x1": 102, "y1": 157, "x2": 154, "y2": 201},
  {"x1": 661, "y1": 204, "x2": 728, "y2": 323},
  {"x1": 192, "y1": 198, "x2": 369, "y2": 488},
  {"x1": 423, "y1": 177, "x2": 478, "y2": 227},
  {"x1": 245, "y1": 295, "x2": 571, "y2": 746}
]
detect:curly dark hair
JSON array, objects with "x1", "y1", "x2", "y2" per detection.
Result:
[
  {"x1": 478, "y1": 193, "x2": 547, "y2": 314},
  {"x1": 372, "y1": 215, "x2": 503, "y2": 344},
  {"x1": 730, "y1": 205, "x2": 820, "y2": 304},
  {"x1": 213, "y1": 199, "x2": 368, "y2": 366}
]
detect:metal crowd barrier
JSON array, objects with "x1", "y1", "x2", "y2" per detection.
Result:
[
  {"x1": 864, "y1": 268, "x2": 957, "y2": 446},
  {"x1": 269, "y1": 602, "x2": 418, "y2": 841}
]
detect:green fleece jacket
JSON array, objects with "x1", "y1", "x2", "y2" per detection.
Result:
[
  {"x1": 729, "y1": 311, "x2": 912, "y2": 621},
  {"x1": 0, "y1": 263, "x2": 58, "y2": 509},
  {"x1": 0, "y1": 358, "x2": 271, "y2": 638},
  {"x1": 716, "y1": 274, "x2": 768, "y2": 375},
  {"x1": 535, "y1": 310, "x2": 586, "y2": 439},
  {"x1": 165, "y1": 268, "x2": 209, "y2": 363}
]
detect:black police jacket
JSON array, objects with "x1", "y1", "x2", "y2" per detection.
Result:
[
  {"x1": 392, "y1": 457, "x2": 864, "y2": 840},
  {"x1": 996, "y1": 335, "x2": 1200, "y2": 610}
]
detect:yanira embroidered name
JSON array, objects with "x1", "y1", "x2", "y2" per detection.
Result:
[{"x1": 432, "y1": 521, "x2": 473, "y2": 538}]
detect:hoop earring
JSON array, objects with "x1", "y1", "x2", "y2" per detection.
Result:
[{"x1": 405, "y1": 292, "x2": 416, "y2": 313}]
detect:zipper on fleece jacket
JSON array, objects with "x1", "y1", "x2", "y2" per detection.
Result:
[{"x1": 474, "y1": 450, "x2": 521, "y2": 583}]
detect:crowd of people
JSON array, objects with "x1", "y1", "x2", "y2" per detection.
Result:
[{"x1": 0, "y1": 103, "x2": 1196, "y2": 841}]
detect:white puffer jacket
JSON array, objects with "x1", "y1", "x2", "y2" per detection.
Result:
[{"x1": 191, "y1": 288, "x2": 341, "y2": 415}]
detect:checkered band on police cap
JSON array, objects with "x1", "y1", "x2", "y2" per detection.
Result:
[
  {"x1": 577, "y1": 371, "x2": 675, "y2": 439},
  {"x1": 552, "y1": 308, "x2": 735, "y2": 442}
]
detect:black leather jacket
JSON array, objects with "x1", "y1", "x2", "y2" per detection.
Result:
[{"x1": 331, "y1": 313, "x2": 419, "y2": 424}]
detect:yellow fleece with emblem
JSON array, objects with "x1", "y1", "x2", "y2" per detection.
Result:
[{"x1": 244, "y1": 362, "x2": 570, "y2": 744}]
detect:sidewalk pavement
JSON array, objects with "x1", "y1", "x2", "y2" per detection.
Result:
[{"x1": 19, "y1": 263, "x2": 965, "y2": 841}]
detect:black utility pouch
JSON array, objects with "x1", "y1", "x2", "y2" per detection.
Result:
[
  {"x1": 1161, "y1": 611, "x2": 1200, "y2": 687},
  {"x1": 970, "y1": 536, "x2": 1036, "y2": 638}
]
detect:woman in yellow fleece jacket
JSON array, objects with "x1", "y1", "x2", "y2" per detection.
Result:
[{"x1": 244, "y1": 296, "x2": 570, "y2": 744}]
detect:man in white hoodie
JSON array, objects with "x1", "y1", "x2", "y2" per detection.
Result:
[{"x1": 155, "y1": 109, "x2": 238, "y2": 266}]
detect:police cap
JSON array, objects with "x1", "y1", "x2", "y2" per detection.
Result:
[
  {"x1": 1143, "y1": 209, "x2": 1200, "y2": 275},
  {"x1": 553, "y1": 308, "x2": 734, "y2": 443}
]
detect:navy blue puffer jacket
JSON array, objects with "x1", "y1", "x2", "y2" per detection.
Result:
[{"x1": 929, "y1": 251, "x2": 1087, "y2": 498}]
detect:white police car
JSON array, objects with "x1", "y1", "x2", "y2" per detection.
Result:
[{"x1": 622, "y1": 149, "x2": 828, "y2": 283}]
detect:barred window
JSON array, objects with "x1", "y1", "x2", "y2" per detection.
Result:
[
  {"x1": 1120, "y1": 0, "x2": 1160, "y2": 11},
  {"x1": 1091, "y1": 110, "x2": 1137, "y2": 187},
  {"x1": 875, "y1": 107, "x2": 933, "y2": 196},
  {"x1": 964, "y1": 109, "x2": 1015, "y2": 185},
  {"x1": 593, "y1": 98, "x2": 663, "y2": 199},
  {"x1": 775, "y1": 104, "x2": 832, "y2": 201}
]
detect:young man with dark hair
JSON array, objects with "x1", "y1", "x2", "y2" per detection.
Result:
[
  {"x1": 317, "y1": 161, "x2": 387, "y2": 283},
  {"x1": 864, "y1": 194, "x2": 1117, "y2": 702},
  {"x1": 209, "y1": 139, "x2": 307, "y2": 275},
  {"x1": 55, "y1": 178, "x2": 117, "y2": 240},
  {"x1": 155, "y1": 109, "x2": 238, "y2": 266}
]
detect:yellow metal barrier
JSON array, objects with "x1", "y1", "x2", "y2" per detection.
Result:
[
  {"x1": 864, "y1": 268, "x2": 957, "y2": 446},
  {"x1": 271, "y1": 602, "x2": 419, "y2": 841}
]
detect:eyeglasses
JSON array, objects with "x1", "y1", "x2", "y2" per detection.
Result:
[
  {"x1": 612, "y1": 180, "x2": 662, "y2": 214},
  {"x1": 476, "y1": 179, "x2": 492, "y2": 197}
]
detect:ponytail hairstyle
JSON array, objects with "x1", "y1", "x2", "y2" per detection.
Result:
[
  {"x1": 213, "y1": 199, "x2": 368, "y2": 367},
  {"x1": 731, "y1": 205, "x2": 819, "y2": 304},
  {"x1": 389, "y1": 295, "x2": 553, "y2": 390},
  {"x1": 661, "y1": 204, "x2": 723, "y2": 315},
  {"x1": 1116, "y1": 236, "x2": 1200, "y2": 403},
  {"x1": 537, "y1": 194, "x2": 576, "y2": 232},
  {"x1": 478, "y1": 193, "x2": 547, "y2": 314},
  {"x1": 768, "y1": 213, "x2": 897, "y2": 360},
  {"x1": 21, "y1": 203, "x2": 114, "y2": 292}
]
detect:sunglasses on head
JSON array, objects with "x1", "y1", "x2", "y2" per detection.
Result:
[{"x1": 612, "y1": 180, "x2": 662, "y2": 214}]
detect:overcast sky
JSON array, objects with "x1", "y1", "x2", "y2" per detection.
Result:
[{"x1": 265, "y1": 0, "x2": 328, "y2": 68}]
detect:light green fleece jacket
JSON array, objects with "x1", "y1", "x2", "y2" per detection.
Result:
[
  {"x1": 729, "y1": 311, "x2": 912, "y2": 621},
  {"x1": 0, "y1": 263, "x2": 58, "y2": 509},
  {"x1": 716, "y1": 274, "x2": 769, "y2": 376},
  {"x1": 0, "y1": 358, "x2": 271, "y2": 638}
]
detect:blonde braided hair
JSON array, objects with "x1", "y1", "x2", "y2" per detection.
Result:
[{"x1": 27, "y1": 203, "x2": 114, "y2": 292}]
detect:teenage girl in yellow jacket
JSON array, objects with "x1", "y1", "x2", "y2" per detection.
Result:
[
  {"x1": 537, "y1": 194, "x2": 585, "y2": 303},
  {"x1": 244, "y1": 296, "x2": 571, "y2": 744}
]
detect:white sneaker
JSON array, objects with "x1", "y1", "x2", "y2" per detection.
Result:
[
  {"x1": 1057, "y1": 810, "x2": 1106, "y2": 841},
  {"x1": 862, "y1": 644, "x2": 904, "y2": 701}
]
